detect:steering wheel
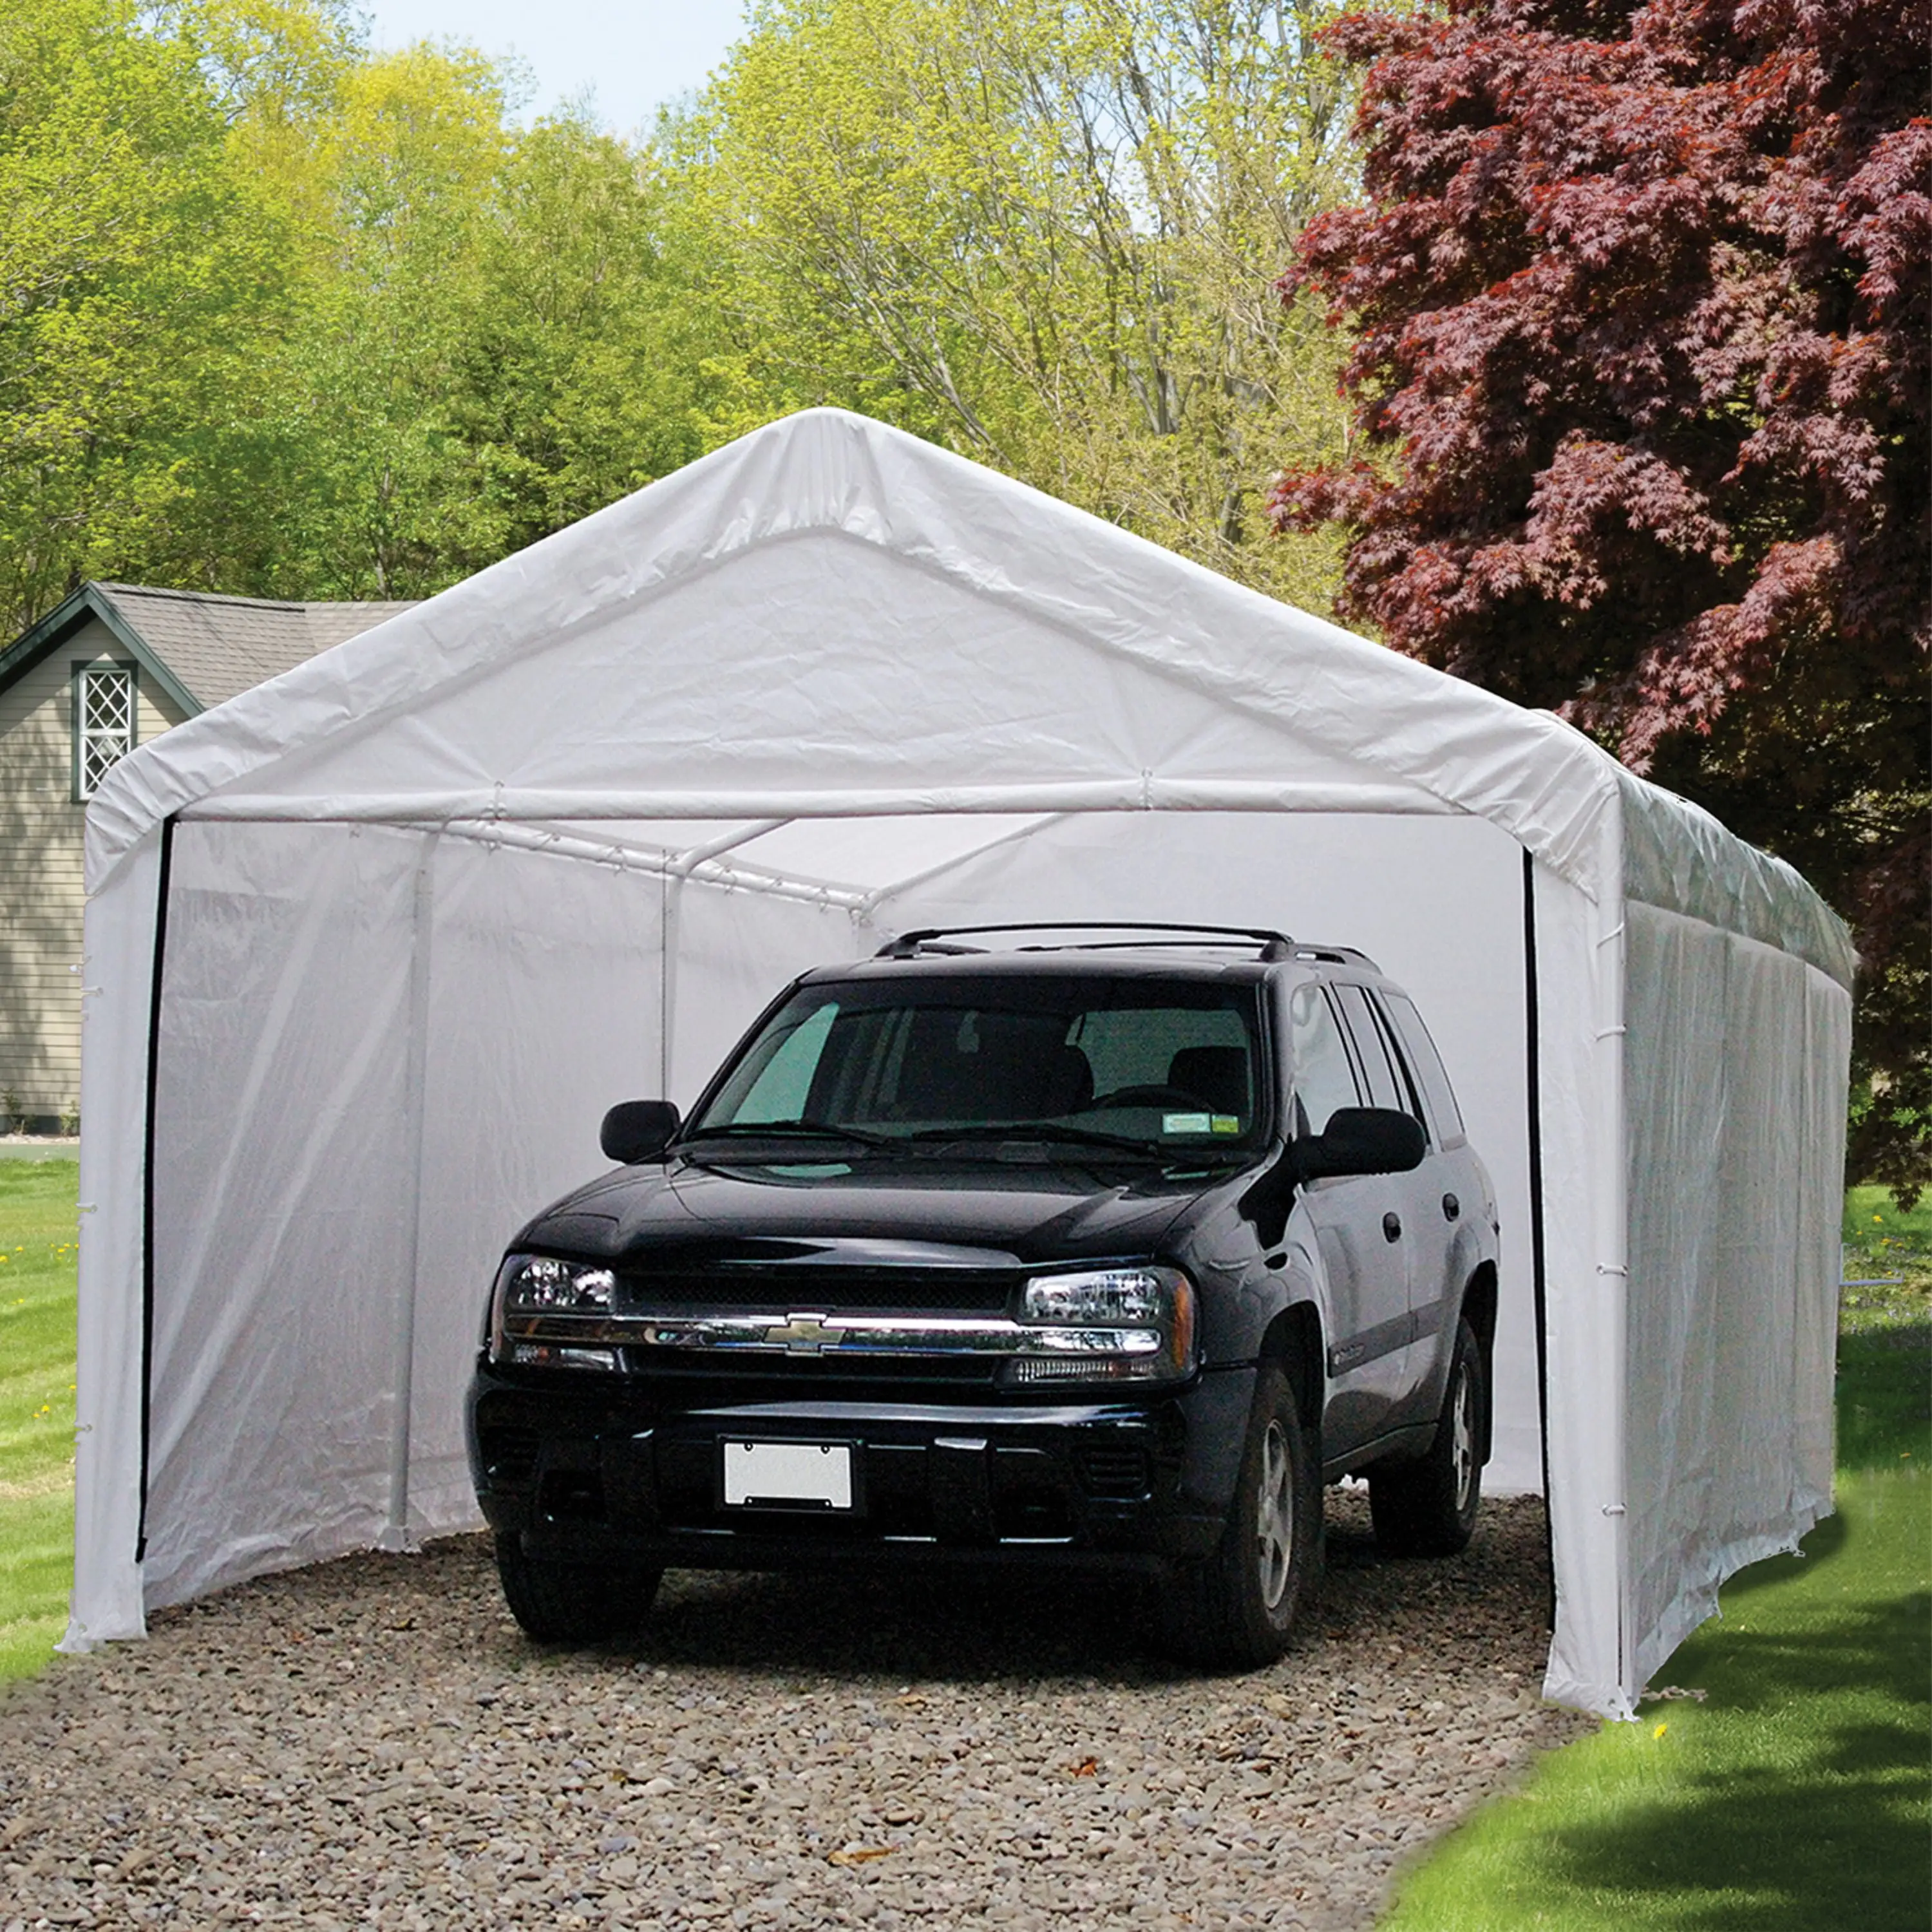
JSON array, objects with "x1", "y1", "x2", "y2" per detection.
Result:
[{"x1": 1091, "y1": 1084, "x2": 1209, "y2": 1112}]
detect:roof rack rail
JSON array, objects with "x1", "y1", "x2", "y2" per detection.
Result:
[
  {"x1": 876, "y1": 921, "x2": 1297, "y2": 962},
  {"x1": 1291, "y1": 943, "x2": 1379, "y2": 969}
]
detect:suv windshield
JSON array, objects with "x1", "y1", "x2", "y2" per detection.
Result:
[{"x1": 688, "y1": 974, "x2": 1269, "y2": 1154}]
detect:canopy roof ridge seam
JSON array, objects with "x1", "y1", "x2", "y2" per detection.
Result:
[{"x1": 792, "y1": 525, "x2": 1626, "y2": 882}]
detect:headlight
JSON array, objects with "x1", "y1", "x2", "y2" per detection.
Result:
[
  {"x1": 488, "y1": 1254, "x2": 618, "y2": 1365},
  {"x1": 1021, "y1": 1268, "x2": 1166, "y2": 1325},
  {"x1": 503, "y1": 1255, "x2": 616, "y2": 1312},
  {"x1": 1005, "y1": 1265, "x2": 1197, "y2": 1385}
]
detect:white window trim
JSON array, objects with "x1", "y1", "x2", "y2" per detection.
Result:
[{"x1": 72, "y1": 659, "x2": 138, "y2": 802}]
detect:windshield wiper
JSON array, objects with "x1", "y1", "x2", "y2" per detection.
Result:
[
  {"x1": 908, "y1": 1122, "x2": 1165, "y2": 1157},
  {"x1": 678, "y1": 1120, "x2": 900, "y2": 1150}
]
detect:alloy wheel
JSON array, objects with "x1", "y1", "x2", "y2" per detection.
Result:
[
  {"x1": 1450, "y1": 1365, "x2": 1476, "y2": 1515},
  {"x1": 1255, "y1": 1419, "x2": 1295, "y2": 1609}
]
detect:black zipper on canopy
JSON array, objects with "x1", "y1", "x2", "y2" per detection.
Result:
[
  {"x1": 1522, "y1": 844, "x2": 1554, "y2": 1631},
  {"x1": 135, "y1": 812, "x2": 176, "y2": 1566}
]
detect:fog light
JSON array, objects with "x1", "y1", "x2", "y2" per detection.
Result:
[
  {"x1": 510, "y1": 1342, "x2": 620, "y2": 1372},
  {"x1": 1009, "y1": 1354, "x2": 1166, "y2": 1385}
]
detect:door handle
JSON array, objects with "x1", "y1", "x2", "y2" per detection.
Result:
[
  {"x1": 1382, "y1": 1211, "x2": 1402, "y2": 1243},
  {"x1": 1443, "y1": 1193, "x2": 1461, "y2": 1222}
]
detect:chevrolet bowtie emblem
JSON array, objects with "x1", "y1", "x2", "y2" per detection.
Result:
[{"x1": 764, "y1": 1313, "x2": 844, "y2": 1354}]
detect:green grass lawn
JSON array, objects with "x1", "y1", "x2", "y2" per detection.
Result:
[
  {"x1": 1380, "y1": 1185, "x2": 1932, "y2": 1931},
  {"x1": 0, "y1": 1157, "x2": 79, "y2": 1680}
]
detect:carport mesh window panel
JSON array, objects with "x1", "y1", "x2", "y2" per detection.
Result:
[{"x1": 75, "y1": 663, "x2": 137, "y2": 800}]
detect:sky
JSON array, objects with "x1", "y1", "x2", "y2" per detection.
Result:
[{"x1": 358, "y1": 0, "x2": 754, "y2": 136}]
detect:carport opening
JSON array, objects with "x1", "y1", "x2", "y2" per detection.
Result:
[{"x1": 133, "y1": 802, "x2": 1551, "y2": 1631}]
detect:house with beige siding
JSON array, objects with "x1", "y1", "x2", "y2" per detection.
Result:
[{"x1": 0, "y1": 583, "x2": 413, "y2": 1131}]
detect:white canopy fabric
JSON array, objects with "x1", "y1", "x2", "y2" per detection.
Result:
[{"x1": 66, "y1": 408, "x2": 1852, "y2": 1718}]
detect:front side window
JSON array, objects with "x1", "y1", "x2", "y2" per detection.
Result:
[
  {"x1": 1331, "y1": 983, "x2": 1417, "y2": 1119},
  {"x1": 74, "y1": 663, "x2": 136, "y2": 799},
  {"x1": 694, "y1": 975, "x2": 1269, "y2": 1155},
  {"x1": 1287, "y1": 984, "x2": 1361, "y2": 1137}
]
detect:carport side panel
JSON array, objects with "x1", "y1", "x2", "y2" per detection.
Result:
[
  {"x1": 1622, "y1": 905, "x2": 1848, "y2": 1688},
  {"x1": 138, "y1": 820, "x2": 425, "y2": 1613},
  {"x1": 62, "y1": 827, "x2": 164, "y2": 1650}
]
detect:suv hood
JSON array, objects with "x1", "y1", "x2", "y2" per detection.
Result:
[{"x1": 513, "y1": 1153, "x2": 1231, "y2": 1271}]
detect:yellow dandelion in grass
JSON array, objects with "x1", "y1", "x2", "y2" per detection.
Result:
[{"x1": 1653, "y1": 1723, "x2": 1667, "y2": 1739}]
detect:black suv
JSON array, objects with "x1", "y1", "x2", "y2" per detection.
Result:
[{"x1": 467, "y1": 924, "x2": 1500, "y2": 1666}]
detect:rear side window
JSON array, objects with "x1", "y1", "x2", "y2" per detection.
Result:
[{"x1": 1381, "y1": 991, "x2": 1466, "y2": 1147}]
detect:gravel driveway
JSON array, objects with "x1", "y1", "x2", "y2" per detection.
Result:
[{"x1": 1, "y1": 1491, "x2": 1589, "y2": 1931}]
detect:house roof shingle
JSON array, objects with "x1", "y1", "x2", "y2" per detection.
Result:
[{"x1": 90, "y1": 584, "x2": 418, "y2": 709}]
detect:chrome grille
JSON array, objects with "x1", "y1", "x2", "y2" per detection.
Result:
[{"x1": 616, "y1": 1267, "x2": 1018, "y2": 1314}]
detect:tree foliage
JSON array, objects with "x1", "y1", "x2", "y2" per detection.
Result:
[
  {"x1": 0, "y1": 0, "x2": 289, "y2": 621},
  {"x1": 0, "y1": 0, "x2": 721, "y2": 617},
  {"x1": 1271, "y1": 0, "x2": 1929, "y2": 1197},
  {"x1": 0, "y1": 0, "x2": 1365, "y2": 619},
  {"x1": 678, "y1": 0, "x2": 1361, "y2": 605}
]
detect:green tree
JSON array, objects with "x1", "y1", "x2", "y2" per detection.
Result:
[
  {"x1": 0, "y1": 0, "x2": 298, "y2": 629},
  {"x1": 433, "y1": 118, "x2": 723, "y2": 573},
  {"x1": 677, "y1": 0, "x2": 1359, "y2": 608},
  {"x1": 265, "y1": 38, "x2": 512, "y2": 597},
  {"x1": 232, "y1": 44, "x2": 723, "y2": 597},
  {"x1": 0, "y1": 1, "x2": 724, "y2": 621}
]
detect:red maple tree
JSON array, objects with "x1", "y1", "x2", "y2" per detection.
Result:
[{"x1": 1273, "y1": 0, "x2": 1929, "y2": 1197}]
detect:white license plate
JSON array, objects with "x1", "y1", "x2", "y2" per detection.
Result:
[{"x1": 723, "y1": 1439, "x2": 855, "y2": 1510}]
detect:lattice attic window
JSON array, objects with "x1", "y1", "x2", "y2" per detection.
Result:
[{"x1": 75, "y1": 664, "x2": 136, "y2": 799}]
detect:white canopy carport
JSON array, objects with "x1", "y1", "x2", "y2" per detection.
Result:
[{"x1": 66, "y1": 408, "x2": 1853, "y2": 1719}]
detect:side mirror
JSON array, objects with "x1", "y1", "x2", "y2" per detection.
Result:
[
  {"x1": 600, "y1": 1099, "x2": 681, "y2": 1164},
  {"x1": 1294, "y1": 1106, "x2": 1426, "y2": 1180}
]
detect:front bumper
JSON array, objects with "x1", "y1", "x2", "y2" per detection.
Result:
[{"x1": 466, "y1": 1363, "x2": 1255, "y2": 1575}]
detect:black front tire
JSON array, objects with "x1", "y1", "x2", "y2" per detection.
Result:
[
  {"x1": 1369, "y1": 1316, "x2": 1485, "y2": 1557},
  {"x1": 494, "y1": 1536, "x2": 661, "y2": 1642},
  {"x1": 1153, "y1": 1361, "x2": 1321, "y2": 1669}
]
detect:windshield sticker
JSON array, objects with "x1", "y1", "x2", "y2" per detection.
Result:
[
  {"x1": 1162, "y1": 1113, "x2": 1211, "y2": 1135},
  {"x1": 1211, "y1": 1115, "x2": 1242, "y2": 1135}
]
